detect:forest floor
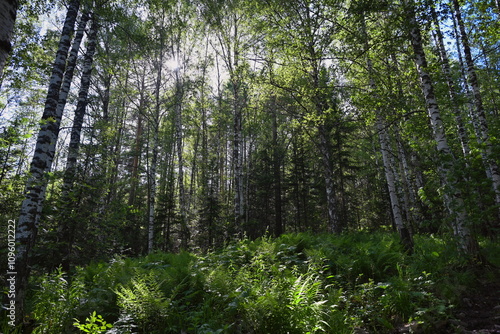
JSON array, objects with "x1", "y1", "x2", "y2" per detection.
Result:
[
  {"x1": 393, "y1": 280, "x2": 500, "y2": 333},
  {"x1": 451, "y1": 280, "x2": 500, "y2": 334}
]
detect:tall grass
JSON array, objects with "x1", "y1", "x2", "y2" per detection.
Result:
[{"x1": 24, "y1": 232, "x2": 499, "y2": 333}]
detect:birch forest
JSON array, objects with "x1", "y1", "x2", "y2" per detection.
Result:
[{"x1": 0, "y1": 0, "x2": 499, "y2": 333}]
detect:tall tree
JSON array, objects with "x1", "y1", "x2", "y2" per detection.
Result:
[
  {"x1": 14, "y1": 0, "x2": 80, "y2": 321},
  {"x1": 429, "y1": 2, "x2": 470, "y2": 158},
  {"x1": 59, "y1": 13, "x2": 99, "y2": 269},
  {"x1": 405, "y1": 0, "x2": 478, "y2": 256},
  {"x1": 261, "y1": 0, "x2": 343, "y2": 233},
  {"x1": 353, "y1": 7, "x2": 414, "y2": 251},
  {"x1": 202, "y1": 0, "x2": 250, "y2": 236},
  {"x1": 451, "y1": 0, "x2": 500, "y2": 215}
]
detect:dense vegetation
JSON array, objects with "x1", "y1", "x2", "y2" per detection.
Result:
[
  {"x1": 1, "y1": 232, "x2": 498, "y2": 333},
  {"x1": 0, "y1": 0, "x2": 499, "y2": 332}
]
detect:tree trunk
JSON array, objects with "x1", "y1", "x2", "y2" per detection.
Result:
[
  {"x1": 59, "y1": 15, "x2": 99, "y2": 270},
  {"x1": 452, "y1": 0, "x2": 500, "y2": 215},
  {"x1": 361, "y1": 13, "x2": 414, "y2": 251},
  {"x1": 14, "y1": 0, "x2": 80, "y2": 322},
  {"x1": 147, "y1": 126, "x2": 158, "y2": 253},
  {"x1": 396, "y1": 131, "x2": 422, "y2": 228},
  {"x1": 429, "y1": 3, "x2": 470, "y2": 157},
  {"x1": 174, "y1": 71, "x2": 189, "y2": 249},
  {"x1": 318, "y1": 123, "x2": 341, "y2": 233},
  {"x1": 406, "y1": 0, "x2": 478, "y2": 257},
  {"x1": 272, "y1": 98, "x2": 283, "y2": 236},
  {"x1": 377, "y1": 116, "x2": 413, "y2": 253},
  {"x1": 129, "y1": 112, "x2": 143, "y2": 206},
  {"x1": 147, "y1": 43, "x2": 165, "y2": 253},
  {"x1": 223, "y1": 16, "x2": 245, "y2": 237},
  {"x1": 0, "y1": 0, "x2": 18, "y2": 78}
]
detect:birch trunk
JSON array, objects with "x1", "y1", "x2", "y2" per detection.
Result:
[
  {"x1": 233, "y1": 92, "x2": 244, "y2": 235},
  {"x1": 147, "y1": 128, "x2": 159, "y2": 253},
  {"x1": 62, "y1": 15, "x2": 98, "y2": 197},
  {"x1": 59, "y1": 15, "x2": 98, "y2": 269},
  {"x1": 429, "y1": 4, "x2": 470, "y2": 157},
  {"x1": 377, "y1": 116, "x2": 413, "y2": 252},
  {"x1": 451, "y1": 11, "x2": 491, "y2": 180},
  {"x1": 231, "y1": 21, "x2": 244, "y2": 236},
  {"x1": 452, "y1": 0, "x2": 500, "y2": 213},
  {"x1": 14, "y1": 0, "x2": 80, "y2": 321},
  {"x1": 406, "y1": 1, "x2": 478, "y2": 256},
  {"x1": 318, "y1": 123, "x2": 341, "y2": 233},
  {"x1": 0, "y1": 0, "x2": 18, "y2": 78},
  {"x1": 147, "y1": 45, "x2": 164, "y2": 253},
  {"x1": 174, "y1": 71, "x2": 189, "y2": 249},
  {"x1": 272, "y1": 98, "x2": 283, "y2": 236},
  {"x1": 361, "y1": 14, "x2": 413, "y2": 251},
  {"x1": 129, "y1": 112, "x2": 143, "y2": 206}
]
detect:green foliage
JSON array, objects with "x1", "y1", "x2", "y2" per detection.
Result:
[
  {"x1": 115, "y1": 273, "x2": 170, "y2": 331},
  {"x1": 73, "y1": 311, "x2": 113, "y2": 334},
  {"x1": 31, "y1": 267, "x2": 85, "y2": 334},
  {"x1": 26, "y1": 232, "x2": 499, "y2": 333}
]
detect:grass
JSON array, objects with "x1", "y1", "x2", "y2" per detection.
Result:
[{"x1": 8, "y1": 231, "x2": 499, "y2": 333}]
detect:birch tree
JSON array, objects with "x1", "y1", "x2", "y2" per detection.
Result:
[
  {"x1": 358, "y1": 10, "x2": 414, "y2": 252},
  {"x1": 261, "y1": 0, "x2": 342, "y2": 233},
  {"x1": 146, "y1": 4, "x2": 166, "y2": 253},
  {"x1": 14, "y1": 0, "x2": 80, "y2": 320},
  {"x1": 405, "y1": 0, "x2": 478, "y2": 256},
  {"x1": 59, "y1": 13, "x2": 99, "y2": 269},
  {"x1": 451, "y1": 0, "x2": 500, "y2": 215},
  {"x1": 428, "y1": 2, "x2": 470, "y2": 158},
  {"x1": 202, "y1": 0, "x2": 249, "y2": 236}
]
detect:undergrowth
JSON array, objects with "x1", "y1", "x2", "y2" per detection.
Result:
[{"x1": 9, "y1": 232, "x2": 499, "y2": 333}]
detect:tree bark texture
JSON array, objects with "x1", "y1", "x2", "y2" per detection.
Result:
[
  {"x1": 14, "y1": 0, "x2": 80, "y2": 322},
  {"x1": 361, "y1": 13, "x2": 414, "y2": 251},
  {"x1": 318, "y1": 123, "x2": 341, "y2": 234},
  {"x1": 0, "y1": 0, "x2": 18, "y2": 78},
  {"x1": 148, "y1": 46, "x2": 164, "y2": 253},
  {"x1": 452, "y1": 0, "x2": 500, "y2": 212},
  {"x1": 429, "y1": 3, "x2": 470, "y2": 157},
  {"x1": 272, "y1": 98, "x2": 283, "y2": 236},
  {"x1": 406, "y1": 1, "x2": 478, "y2": 257},
  {"x1": 377, "y1": 116, "x2": 413, "y2": 253},
  {"x1": 174, "y1": 71, "x2": 189, "y2": 249},
  {"x1": 60, "y1": 14, "x2": 99, "y2": 269}
]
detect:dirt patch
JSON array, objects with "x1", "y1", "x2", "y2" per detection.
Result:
[{"x1": 451, "y1": 281, "x2": 500, "y2": 333}]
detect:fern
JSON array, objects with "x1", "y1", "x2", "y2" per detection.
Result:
[
  {"x1": 115, "y1": 273, "x2": 168, "y2": 329},
  {"x1": 32, "y1": 267, "x2": 85, "y2": 334}
]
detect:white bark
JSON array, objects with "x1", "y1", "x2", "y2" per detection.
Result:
[
  {"x1": 147, "y1": 129, "x2": 158, "y2": 253},
  {"x1": 361, "y1": 14, "x2": 412, "y2": 250},
  {"x1": 0, "y1": 0, "x2": 18, "y2": 77},
  {"x1": 406, "y1": 1, "x2": 478, "y2": 256},
  {"x1": 59, "y1": 15, "x2": 98, "y2": 267},
  {"x1": 148, "y1": 50, "x2": 163, "y2": 254},
  {"x1": 61, "y1": 13, "x2": 94, "y2": 198},
  {"x1": 174, "y1": 70, "x2": 189, "y2": 248},
  {"x1": 452, "y1": 0, "x2": 500, "y2": 212},
  {"x1": 15, "y1": 0, "x2": 80, "y2": 321},
  {"x1": 376, "y1": 117, "x2": 412, "y2": 249},
  {"x1": 430, "y1": 4, "x2": 470, "y2": 157}
]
